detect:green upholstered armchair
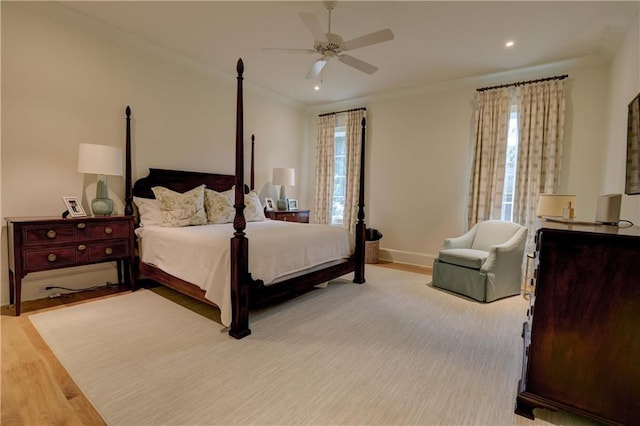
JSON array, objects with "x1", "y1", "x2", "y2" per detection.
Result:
[{"x1": 432, "y1": 220, "x2": 527, "y2": 302}]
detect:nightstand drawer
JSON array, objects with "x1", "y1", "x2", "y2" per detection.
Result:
[
  {"x1": 86, "y1": 221, "x2": 130, "y2": 240},
  {"x1": 24, "y1": 247, "x2": 78, "y2": 270},
  {"x1": 23, "y1": 224, "x2": 77, "y2": 245},
  {"x1": 88, "y1": 241, "x2": 130, "y2": 262},
  {"x1": 265, "y1": 210, "x2": 310, "y2": 223}
]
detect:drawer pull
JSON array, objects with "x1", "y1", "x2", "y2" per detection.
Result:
[
  {"x1": 47, "y1": 254, "x2": 57, "y2": 262},
  {"x1": 104, "y1": 247, "x2": 113, "y2": 255},
  {"x1": 77, "y1": 223, "x2": 86, "y2": 229},
  {"x1": 46, "y1": 230, "x2": 57, "y2": 239},
  {"x1": 104, "y1": 226, "x2": 113, "y2": 235},
  {"x1": 77, "y1": 244, "x2": 86, "y2": 251}
]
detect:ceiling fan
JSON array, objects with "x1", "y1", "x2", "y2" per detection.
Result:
[{"x1": 266, "y1": 1, "x2": 394, "y2": 79}]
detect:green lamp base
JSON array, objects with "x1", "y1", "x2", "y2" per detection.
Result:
[{"x1": 91, "y1": 198, "x2": 114, "y2": 216}]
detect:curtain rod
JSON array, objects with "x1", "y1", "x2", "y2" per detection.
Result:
[
  {"x1": 318, "y1": 107, "x2": 366, "y2": 117},
  {"x1": 476, "y1": 74, "x2": 568, "y2": 92}
]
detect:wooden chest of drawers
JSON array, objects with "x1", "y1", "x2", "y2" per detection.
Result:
[
  {"x1": 5, "y1": 216, "x2": 135, "y2": 315},
  {"x1": 515, "y1": 222, "x2": 640, "y2": 424},
  {"x1": 265, "y1": 209, "x2": 310, "y2": 223}
]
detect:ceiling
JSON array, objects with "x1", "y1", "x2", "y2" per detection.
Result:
[{"x1": 52, "y1": 1, "x2": 638, "y2": 106}]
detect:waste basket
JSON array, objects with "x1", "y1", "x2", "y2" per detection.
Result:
[
  {"x1": 365, "y1": 240, "x2": 380, "y2": 264},
  {"x1": 364, "y1": 228, "x2": 383, "y2": 264}
]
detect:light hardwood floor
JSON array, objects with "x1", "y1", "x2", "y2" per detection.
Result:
[{"x1": 1, "y1": 262, "x2": 429, "y2": 425}]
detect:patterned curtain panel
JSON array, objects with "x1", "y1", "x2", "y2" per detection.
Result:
[
  {"x1": 313, "y1": 114, "x2": 336, "y2": 224},
  {"x1": 343, "y1": 110, "x2": 365, "y2": 235},
  {"x1": 467, "y1": 88, "x2": 511, "y2": 229},
  {"x1": 513, "y1": 80, "x2": 566, "y2": 251}
]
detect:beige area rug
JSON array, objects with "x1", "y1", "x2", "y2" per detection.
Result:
[{"x1": 30, "y1": 266, "x2": 597, "y2": 425}]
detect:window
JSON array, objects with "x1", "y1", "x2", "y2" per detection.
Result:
[
  {"x1": 332, "y1": 127, "x2": 346, "y2": 225},
  {"x1": 500, "y1": 105, "x2": 519, "y2": 222}
]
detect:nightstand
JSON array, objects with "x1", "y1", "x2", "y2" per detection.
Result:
[
  {"x1": 265, "y1": 209, "x2": 310, "y2": 223},
  {"x1": 5, "y1": 215, "x2": 135, "y2": 315}
]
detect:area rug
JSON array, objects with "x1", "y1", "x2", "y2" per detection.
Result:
[{"x1": 29, "y1": 266, "x2": 590, "y2": 425}]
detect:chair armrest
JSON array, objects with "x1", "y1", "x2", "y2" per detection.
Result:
[
  {"x1": 481, "y1": 227, "x2": 528, "y2": 272},
  {"x1": 443, "y1": 227, "x2": 476, "y2": 249}
]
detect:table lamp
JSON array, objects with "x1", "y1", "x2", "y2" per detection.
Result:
[
  {"x1": 272, "y1": 168, "x2": 295, "y2": 211},
  {"x1": 77, "y1": 143, "x2": 123, "y2": 216},
  {"x1": 537, "y1": 194, "x2": 576, "y2": 218}
]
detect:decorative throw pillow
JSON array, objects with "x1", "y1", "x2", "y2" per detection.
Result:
[
  {"x1": 243, "y1": 191, "x2": 267, "y2": 222},
  {"x1": 133, "y1": 196, "x2": 163, "y2": 227},
  {"x1": 151, "y1": 185, "x2": 207, "y2": 227},
  {"x1": 226, "y1": 188, "x2": 266, "y2": 222},
  {"x1": 204, "y1": 188, "x2": 235, "y2": 224}
]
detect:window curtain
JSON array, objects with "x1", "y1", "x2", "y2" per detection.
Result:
[
  {"x1": 467, "y1": 88, "x2": 511, "y2": 229},
  {"x1": 513, "y1": 80, "x2": 566, "y2": 251},
  {"x1": 343, "y1": 109, "x2": 366, "y2": 235},
  {"x1": 313, "y1": 114, "x2": 336, "y2": 224}
]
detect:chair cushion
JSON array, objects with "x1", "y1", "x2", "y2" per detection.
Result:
[{"x1": 438, "y1": 248, "x2": 488, "y2": 269}]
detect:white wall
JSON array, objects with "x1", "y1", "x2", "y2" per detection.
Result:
[
  {"x1": 602, "y1": 9, "x2": 640, "y2": 223},
  {"x1": 305, "y1": 58, "x2": 615, "y2": 267},
  {"x1": 1, "y1": 3, "x2": 305, "y2": 304}
]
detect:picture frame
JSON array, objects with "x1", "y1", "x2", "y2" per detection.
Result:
[
  {"x1": 625, "y1": 92, "x2": 640, "y2": 195},
  {"x1": 264, "y1": 197, "x2": 275, "y2": 211},
  {"x1": 287, "y1": 198, "x2": 298, "y2": 210},
  {"x1": 63, "y1": 196, "x2": 87, "y2": 218}
]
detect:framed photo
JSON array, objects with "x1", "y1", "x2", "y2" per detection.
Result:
[
  {"x1": 625, "y1": 92, "x2": 640, "y2": 194},
  {"x1": 63, "y1": 196, "x2": 87, "y2": 218},
  {"x1": 287, "y1": 198, "x2": 298, "y2": 210},
  {"x1": 264, "y1": 197, "x2": 275, "y2": 211}
]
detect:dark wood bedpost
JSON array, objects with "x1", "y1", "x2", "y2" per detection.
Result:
[
  {"x1": 353, "y1": 117, "x2": 367, "y2": 284},
  {"x1": 229, "y1": 59, "x2": 251, "y2": 339},
  {"x1": 124, "y1": 106, "x2": 134, "y2": 216}
]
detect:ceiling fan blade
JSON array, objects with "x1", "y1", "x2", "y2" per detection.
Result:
[
  {"x1": 306, "y1": 58, "x2": 328, "y2": 79},
  {"x1": 343, "y1": 29, "x2": 394, "y2": 51},
  {"x1": 337, "y1": 54, "x2": 378, "y2": 75},
  {"x1": 299, "y1": 12, "x2": 327, "y2": 42},
  {"x1": 262, "y1": 48, "x2": 317, "y2": 54}
]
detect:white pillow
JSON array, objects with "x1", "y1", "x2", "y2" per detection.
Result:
[
  {"x1": 133, "y1": 196, "x2": 163, "y2": 227},
  {"x1": 151, "y1": 185, "x2": 207, "y2": 227},
  {"x1": 204, "y1": 188, "x2": 235, "y2": 224},
  {"x1": 226, "y1": 188, "x2": 266, "y2": 222}
]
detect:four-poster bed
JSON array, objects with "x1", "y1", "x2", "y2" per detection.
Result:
[{"x1": 124, "y1": 59, "x2": 367, "y2": 339}]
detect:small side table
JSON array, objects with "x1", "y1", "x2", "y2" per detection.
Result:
[
  {"x1": 265, "y1": 209, "x2": 310, "y2": 223},
  {"x1": 5, "y1": 215, "x2": 136, "y2": 315}
]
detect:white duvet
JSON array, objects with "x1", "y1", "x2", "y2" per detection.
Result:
[{"x1": 135, "y1": 220, "x2": 354, "y2": 326}]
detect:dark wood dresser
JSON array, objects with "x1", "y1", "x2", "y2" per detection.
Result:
[
  {"x1": 515, "y1": 221, "x2": 640, "y2": 424},
  {"x1": 265, "y1": 209, "x2": 310, "y2": 223},
  {"x1": 6, "y1": 216, "x2": 135, "y2": 315}
]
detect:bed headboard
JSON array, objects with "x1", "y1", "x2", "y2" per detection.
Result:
[{"x1": 132, "y1": 168, "x2": 239, "y2": 199}]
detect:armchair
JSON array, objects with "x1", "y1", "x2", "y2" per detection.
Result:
[{"x1": 432, "y1": 220, "x2": 527, "y2": 302}]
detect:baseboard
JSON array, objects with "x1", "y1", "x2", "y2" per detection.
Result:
[
  {"x1": 1, "y1": 263, "x2": 118, "y2": 306},
  {"x1": 378, "y1": 248, "x2": 436, "y2": 268}
]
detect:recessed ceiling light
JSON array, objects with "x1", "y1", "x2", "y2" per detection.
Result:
[
  {"x1": 505, "y1": 40, "x2": 515, "y2": 48},
  {"x1": 314, "y1": 85, "x2": 320, "y2": 91}
]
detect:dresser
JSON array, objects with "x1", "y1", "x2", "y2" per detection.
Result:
[
  {"x1": 6, "y1": 216, "x2": 136, "y2": 315},
  {"x1": 265, "y1": 209, "x2": 310, "y2": 223},
  {"x1": 515, "y1": 221, "x2": 640, "y2": 424}
]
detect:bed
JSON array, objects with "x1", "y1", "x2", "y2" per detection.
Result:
[{"x1": 124, "y1": 59, "x2": 367, "y2": 339}]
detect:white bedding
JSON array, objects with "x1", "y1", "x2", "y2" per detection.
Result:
[{"x1": 135, "y1": 220, "x2": 354, "y2": 326}]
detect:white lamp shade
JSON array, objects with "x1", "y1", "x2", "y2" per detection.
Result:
[
  {"x1": 537, "y1": 194, "x2": 576, "y2": 217},
  {"x1": 77, "y1": 143, "x2": 123, "y2": 176},
  {"x1": 272, "y1": 168, "x2": 295, "y2": 186}
]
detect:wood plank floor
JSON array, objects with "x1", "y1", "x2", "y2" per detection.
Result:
[{"x1": 1, "y1": 263, "x2": 429, "y2": 425}]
